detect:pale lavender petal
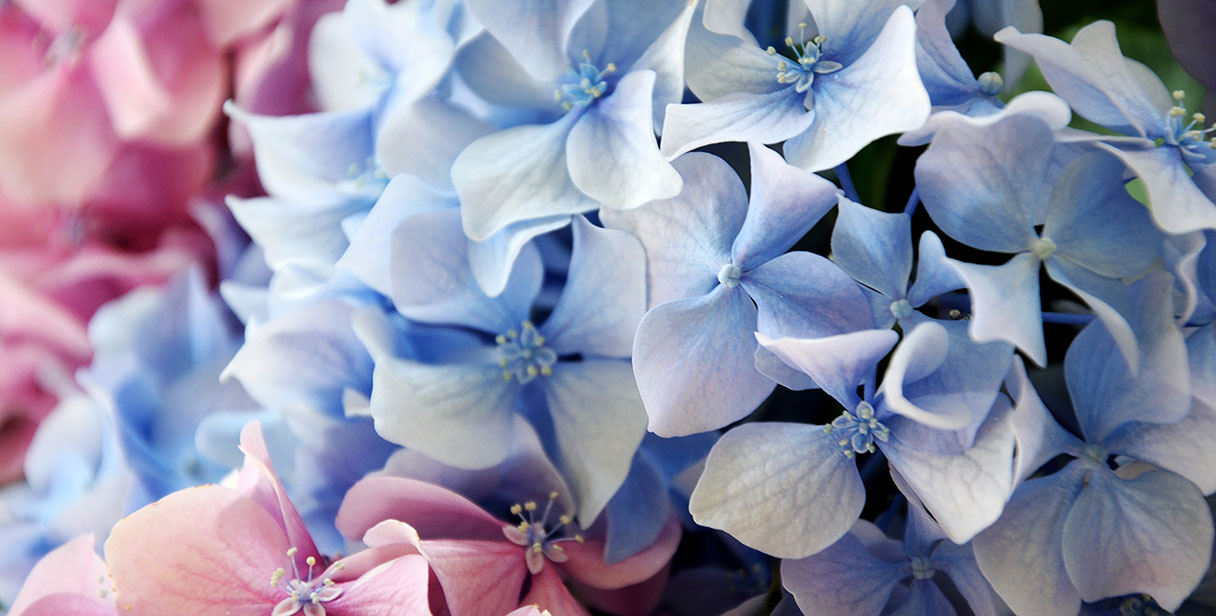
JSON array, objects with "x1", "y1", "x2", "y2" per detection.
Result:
[
  {"x1": 542, "y1": 217, "x2": 646, "y2": 358},
  {"x1": 755, "y1": 329, "x2": 897, "y2": 408},
  {"x1": 690, "y1": 422, "x2": 864, "y2": 558},
  {"x1": 732, "y1": 143, "x2": 840, "y2": 268},
  {"x1": 782, "y1": 7, "x2": 930, "y2": 172},
  {"x1": 950, "y1": 253, "x2": 1045, "y2": 365},
  {"x1": 1097, "y1": 142, "x2": 1216, "y2": 234},
  {"x1": 659, "y1": 89, "x2": 816, "y2": 161},
  {"x1": 600, "y1": 152, "x2": 744, "y2": 307},
  {"x1": 743, "y1": 251, "x2": 875, "y2": 338},
  {"x1": 465, "y1": 0, "x2": 594, "y2": 80},
  {"x1": 830, "y1": 197, "x2": 912, "y2": 300},
  {"x1": 1062, "y1": 468, "x2": 1214, "y2": 610},
  {"x1": 781, "y1": 528, "x2": 905, "y2": 616},
  {"x1": 567, "y1": 71, "x2": 683, "y2": 210},
  {"x1": 633, "y1": 286, "x2": 773, "y2": 436}
]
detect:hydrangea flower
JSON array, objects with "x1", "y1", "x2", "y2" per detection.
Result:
[{"x1": 660, "y1": 1, "x2": 930, "y2": 172}]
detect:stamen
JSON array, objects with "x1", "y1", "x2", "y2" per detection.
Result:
[
  {"x1": 823, "y1": 401, "x2": 890, "y2": 458},
  {"x1": 497, "y1": 321, "x2": 558, "y2": 383},
  {"x1": 502, "y1": 490, "x2": 584, "y2": 574}
]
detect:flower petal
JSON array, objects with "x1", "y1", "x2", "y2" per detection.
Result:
[{"x1": 690, "y1": 422, "x2": 864, "y2": 559}]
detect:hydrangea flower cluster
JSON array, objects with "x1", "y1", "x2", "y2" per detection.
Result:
[{"x1": 3, "y1": 0, "x2": 1216, "y2": 615}]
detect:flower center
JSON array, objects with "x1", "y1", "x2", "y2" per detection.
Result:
[
  {"x1": 554, "y1": 51, "x2": 616, "y2": 111},
  {"x1": 1163, "y1": 90, "x2": 1216, "y2": 166},
  {"x1": 766, "y1": 23, "x2": 843, "y2": 94},
  {"x1": 269, "y1": 547, "x2": 344, "y2": 616},
  {"x1": 977, "y1": 71, "x2": 1004, "y2": 96},
  {"x1": 44, "y1": 27, "x2": 86, "y2": 67},
  {"x1": 1030, "y1": 236, "x2": 1057, "y2": 260},
  {"x1": 889, "y1": 298, "x2": 913, "y2": 321},
  {"x1": 824, "y1": 400, "x2": 890, "y2": 458},
  {"x1": 502, "y1": 492, "x2": 585, "y2": 574},
  {"x1": 497, "y1": 320, "x2": 557, "y2": 383},
  {"x1": 1078, "y1": 443, "x2": 1108, "y2": 468},
  {"x1": 909, "y1": 556, "x2": 936, "y2": 580},
  {"x1": 717, "y1": 263, "x2": 742, "y2": 288}
]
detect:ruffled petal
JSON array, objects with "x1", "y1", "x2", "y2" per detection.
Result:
[
  {"x1": 659, "y1": 88, "x2": 816, "y2": 161},
  {"x1": 950, "y1": 253, "x2": 1045, "y2": 365},
  {"x1": 732, "y1": 143, "x2": 840, "y2": 268}
]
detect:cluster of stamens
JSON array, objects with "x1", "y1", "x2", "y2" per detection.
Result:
[
  {"x1": 824, "y1": 401, "x2": 890, "y2": 458},
  {"x1": 502, "y1": 491, "x2": 585, "y2": 575},
  {"x1": 269, "y1": 547, "x2": 343, "y2": 616},
  {"x1": 43, "y1": 27, "x2": 85, "y2": 67},
  {"x1": 555, "y1": 50, "x2": 616, "y2": 111},
  {"x1": 1164, "y1": 90, "x2": 1216, "y2": 165},
  {"x1": 346, "y1": 157, "x2": 389, "y2": 188},
  {"x1": 497, "y1": 320, "x2": 557, "y2": 383},
  {"x1": 766, "y1": 23, "x2": 842, "y2": 94}
]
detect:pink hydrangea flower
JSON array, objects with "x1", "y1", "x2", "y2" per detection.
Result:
[
  {"x1": 337, "y1": 476, "x2": 682, "y2": 616},
  {"x1": 104, "y1": 423, "x2": 432, "y2": 615}
]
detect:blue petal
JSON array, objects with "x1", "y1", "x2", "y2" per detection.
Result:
[
  {"x1": 468, "y1": 216, "x2": 572, "y2": 298},
  {"x1": 915, "y1": 113, "x2": 1052, "y2": 253},
  {"x1": 995, "y1": 22, "x2": 1169, "y2": 138},
  {"x1": 950, "y1": 253, "x2": 1045, "y2": 365},
  {"x1": 225, "y1": 104, "x2": 380, "y2": 204},
  {"x1": 376, "y1": 97, "x2": 496, "y2": 191},
  {"x1": 1105, "y1": 397, "x2": 1216, "y2": 494},
  {"x1": 222, "y1": 300, "x2": 373, "y2": 416},
  {"x1": 754, "y1": 344, "x2": 820, "y2": 391},
  {"x1": 624, "y1": 0, "x2": 697, "y2": 132},
  {"x1": 453, "y1": 112, "x2": 600, "y2": 241},
  {"x1": 659, "y1": 89, "x2": 816, "y2": 161},
  {"x1": 880, "y1": 320, "x2": 993, "y2": 432},
  {"x1": 932, "y1": 541, "x2": 1000, "y2": 616},
  {"x1": 906, "y1": 231, "x2": 964, "y2": 308},
  {"x1": 1063, "y1": 271, "x2": 1190, "y2": 442},
  {"x1": 732, "y1": 143, "x2": 840, "y2": 268},
  {"x1": 914, "y1": 0, "x2": 981, "y2": 107},
  {"x1": 755, "y1": 329, "x2": 897, "y2": 409},
  {"x1": 354, "y1": 315, "x2": 517, "y2": 469},
  {"x1": 830, "y1": 197, "x2": 912, "y2": 300},
  {"x1": 1062, "y1": 468, "x2": 1214, "y2": 610},
  {"x1": 541, "y1": 217, "x2": 645, "y2": 358},
  {"x1": 888, "y1": 581, "x2": 956, "y2": 616},
  {"x1": 599, "y1": 152, "x2": 744, "y2": 307},
  {"x1": 689, "y1": 422, "x2": 865, "y2": 558},
  {"x1": 742, "y1": 251, "x2": 875, "y2": 337},
  {"x1": 464, "y1": 0, "x2": 594, "y2": 80},
  {"x1": 338, "y1": 175, "x2": 457, "y2": 296},
  {"x1": 542, "y1": 359, "x2": 647, "y2": 525},
  {"x1": 971, "y1": 465, "x2": 1087, "y2": 616},
  {"x1": 453, "y1": 32, "x2": 563, "y2": 112},
  {"x1": 781, "y1": 525, "x2": 906, "y2": 616},
  {"x1": 387, "y1": 209, "x2": 541, "y2": 334},
  {"x1": 567, "y1": 70, "x2": 683, "y2": 210},
  {"x1": 881, "y1": 395, "x2": 1016, "y2": 544},
  {"x1": 1043, "y1": 153, "x2": 1162, "y2": 278},
  {"x1": 601, "y1": 450, "x2": 670, "y2": 564},
  {"x1": 1005, "y1": 357, "x2": 1084, "y2": 482},
  {"x1": 632, "y1": 286, "x2": 774, "y2": 436},
  {"x1": 1098, "y1": 142, "x2": 1216, "y2": 234},
  {"x1": 804, "y1": 0, "x2": 915, "y2": 65},
  {"x1": 682, "y1": 20, "x2": 791, "y2": 101},
  {"x1": 782, "y1": 7, "x2": 930, "y2": 172}
]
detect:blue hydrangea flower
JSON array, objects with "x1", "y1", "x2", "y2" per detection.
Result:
[
  {"x1": 602, "y1": 143, "x2": 872, "y2": 436},
  {"x1": 782, "y1": 505, "x2": 999, "y2": 615},
  {"x1": 973, "y1": 272, "x2": 1210, "y2": 615},
  {"x1": 997, "y1": 20, "x2": 1216, "y2": 234},
  {"x1": 451, "y1": 0, "x2": 694, "y2": 241},
  {"x1": 689, "y1": 318, "x2": 1013, "y2": 558},
  {"x1": 660, "y1": 1, "x2": 930, "y2": 172},
  {"x1": 352, "y1": 213, "x2": 648, "y2": 524},
  {"x1": 915, "y1": 113, "x2": 1163, "y2": 367}
]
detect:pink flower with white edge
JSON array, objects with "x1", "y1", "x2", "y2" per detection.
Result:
[
  {"x1": 336, "y1": 476, "x2": 682, "y2": 616},
  {"x1": 104, "y1": 422, "x2": 432, "y2": 616}
]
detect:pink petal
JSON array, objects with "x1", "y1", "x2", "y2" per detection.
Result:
[
  {"x1": 417, "y1": 539, "x2": 527, "y2": 616},
  {"x1": 105, "y1": 485, "x2": 289, "y2": 614},
  {"x1": 0, "y1": 65, "x2": 118, "y2": 204},
  {"x1": 237, "y1": 421, "x2": 319, "y2": 564},
  {"x1": 559, "y1": 515, "x2": 682, "y2": 590},
  {"x1": 519, "y1": 566, "x2": 590, "y2": 616},
  {"x1": 327, "y1": 553, "x2": 433, "y2": 616},
  {"x1": 13, "y1": 594, "x2": 116, "y2": 616},
  {"x1": 0, "y1": 7, "x2": 45, "y2": 91},
  {"x1": 336, "y1": 477, "x2": 507, "y2": 543},
  {"x1": 194, "y1": 0, "x2": 294, "y2": 48},
  {"x1": 12, "y1": 0, "x2": 116, "y2": 36},
  {"x1": 569, "y1": 563, "x2": 670, "y2": 616},
  {"x1": 87, "y1": 3, "x2": 225, "y2": 145},
  {"x1": 9, "y1": 535, "x2": 111, "y2": 616}
]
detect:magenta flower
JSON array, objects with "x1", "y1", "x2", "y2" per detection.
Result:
[
  {"x1": 336, "y1": 476, "x2": 682, "y2": 616},
  {"x1": 104, "y1": 423, "x2": 432, "y2": 615}
]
